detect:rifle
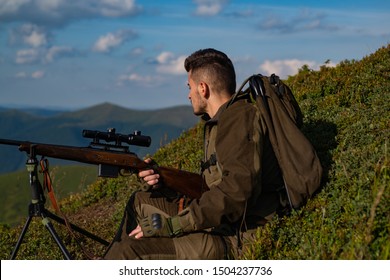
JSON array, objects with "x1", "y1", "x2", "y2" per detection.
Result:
[{"x1": 0, "y1": 128, "x2": 207, "y2": 199}]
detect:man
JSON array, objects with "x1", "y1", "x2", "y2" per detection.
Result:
[{"x1": 103, "y1": 48, "x2": 284, "y2": 259}]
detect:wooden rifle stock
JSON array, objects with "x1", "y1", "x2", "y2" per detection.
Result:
[
  {"x1": 157, "y1": 166, "x2": 207, "y2": 199},
  {"x1": 0, "y1": 139, "x2": 208, "y2": 199}
]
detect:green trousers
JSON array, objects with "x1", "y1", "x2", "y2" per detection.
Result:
[{"x1": 103, "y1": 190, "x2": 231, "y2": 260}]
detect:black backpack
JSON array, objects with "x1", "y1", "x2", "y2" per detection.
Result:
[{"x1": 231, "y1": 74, "x2": 323, "y2": 209}]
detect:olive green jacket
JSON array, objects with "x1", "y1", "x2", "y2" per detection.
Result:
[{"x1": 176, "y1": 98, "x2": 283, "y2": 234}]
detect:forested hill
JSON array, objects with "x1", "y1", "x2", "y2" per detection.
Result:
[{"x1": 0, "y1": 44, "x2": 388, "y2": 260}]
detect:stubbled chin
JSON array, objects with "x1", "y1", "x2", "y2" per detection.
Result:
[{"x1": 193, "y1": 111, "x2": 202, "y2": 116}]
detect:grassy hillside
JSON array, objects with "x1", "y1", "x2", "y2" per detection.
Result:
[
  {"x1": 243, "y1": 44, "x2": 390, "y2": 259},
  {"x1": 0, "y1": 44, "x2": 388, "y2": 260},
  {"x1": 0, "y1": 165, "x2": 97, "y2": 226}
]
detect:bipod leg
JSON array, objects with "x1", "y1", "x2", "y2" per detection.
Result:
[
  {"x1": 45, "y1": 210, "x2": 109, "y2": 246},
  {"x1": 10, "y1": 216, "x2": 33, "y2": 260},
  {"x1": 11, "y1": 201, "x2": 73, "y2": 260},
  {"x1": 41, "y1": 213, "x2": 72, "y2": 260},
  {"x1": 10, "y1": 147, "x2": 73, "y2": 259}
]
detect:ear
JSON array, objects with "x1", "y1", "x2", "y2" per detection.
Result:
[{"x1": 197, "y1": 82, "x2": 209, "y2": 98}]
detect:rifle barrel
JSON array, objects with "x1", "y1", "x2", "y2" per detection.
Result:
[{"x1": 0, "y1": 139, "x2": 25, "y2": 146}]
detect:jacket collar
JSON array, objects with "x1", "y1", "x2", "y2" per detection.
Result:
[{"x1": 202, "y1": 99, "x2": 232, "y2": 124}]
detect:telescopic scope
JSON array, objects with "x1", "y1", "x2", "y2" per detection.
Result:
[{"x1": 82, "y1": 128, "x2": 151, "y2": 147}]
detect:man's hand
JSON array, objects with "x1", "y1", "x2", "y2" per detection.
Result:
[
  {"x1": 138, "y1": 158, "x2": 160, "y2": 186},
  {"x1": 129, "y1": 225, "x2": 144, "y2": 239},
  {"x1": 132, "y1": 214, "x2": 184, "y2": 238}
]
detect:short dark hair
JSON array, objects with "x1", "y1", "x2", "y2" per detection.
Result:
[{"x1": 184, "y1": 48, "x2": 236, "y2": 95}]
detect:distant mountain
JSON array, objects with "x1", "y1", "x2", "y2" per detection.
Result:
[
  {"x1": 0, "y1": 103, "x2": 198, "y2": 174},
  {"x1": 0, "y1": 106, "x2": 67, "y2": 117}
]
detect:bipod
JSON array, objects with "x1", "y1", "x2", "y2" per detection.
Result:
[{"x1": 10, "y1": 145, "x2": 109, "y2": 260}]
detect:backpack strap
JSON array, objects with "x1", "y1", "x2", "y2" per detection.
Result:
[
  {"x1": 229, "y1": 74, "x2": 268, "y2": 107},
  {"x1": 231, "y1": 74, "x2": 303, "y2": 127},
  {"x1": 200, "y1": 153, "x2": 217, "y2": 172},
  {"x1": 228, "y1": 75, "x2": 253, "y2": 106}
]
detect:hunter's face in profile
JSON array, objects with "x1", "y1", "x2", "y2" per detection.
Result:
[{"x1": 187, "y1": 71, "x2": 207, "y2": 116}]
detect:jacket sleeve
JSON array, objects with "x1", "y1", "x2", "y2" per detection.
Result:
[{"x1": 176, "y1": 101, "x2": 264, "y2": 231}]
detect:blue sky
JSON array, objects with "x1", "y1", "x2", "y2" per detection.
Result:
[{"x1": 0, "y1": 0, "x2": 389, "y2": 110}]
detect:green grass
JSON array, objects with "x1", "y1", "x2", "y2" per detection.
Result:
[
  {"x1": 0, "y1": 165, "x2": 97, "y2": 226},
  {"x1": 0, "y1": 44, "x2": 388, "y2": 260}
]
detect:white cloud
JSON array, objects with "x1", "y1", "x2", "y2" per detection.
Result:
[
  {"x1": 260, "y1": 59, "x2": 317, "y2": 78},
  {"x1": 0, "y1": 0, "x2": 142, "y2": 26},
  {"x1": 15, "y1": 70, "x2": 45, "y2": 79},
  {"x1": 44, "y1": 46, "x2": 75, "y2": 63},
  {"x1": 118, "y1": 73, "x2": 153, "y2": 83},
  {"x1": 259, "y1": 59, "x2": 337, "y2": 78},
  {"x1": 99, "y1": 0, "x2": 139, "y2": 17},
  {"x1": 156, "y1": 52, "x2": 175, "y2": 64},
  {"x1": 0, "y1": 0, "x2": 29, "y2": 14},
  {"x1": 10, "y1": 23, "x2": 49, "y2": 47},
  {"x1": 36, "y1": 0, "x2": 62, "y2": 12},
  {"x1": 116, "y1": 51, "x2": 186, "y2": 88},
  {"x1": 31, "y1": 70, "x2": 45, "y2": 78},
  {"x1": 93, "y1": 29, "x2": 137, "y2": 53},
  {"x1": 129, "y1": 47, "x2": 144, "y2": 56},
  {"x1": 15, "y1": 71, "x2": 28, "y2": 78},
  {"x1": 193, "y1": 0, "x2": 227, "y2": 16},
  {"x1": 15, "y1": 48, "x2": 40, "y2": 64},
  {"x1": 24, "y1": 30, "x2": 46, "y2": 47},
  {"x1": 258, "y1": 8, "x2": 339, "y2": 34},
  {"x1": 155, "y1": 52, "x2": 186, "y2": 75},
  {"x1": 117, "y1": 72, "x2": 165, "y2": 88},
  {"x1": 15, "y1": 45, "x2": 79, "y2": 64}
]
